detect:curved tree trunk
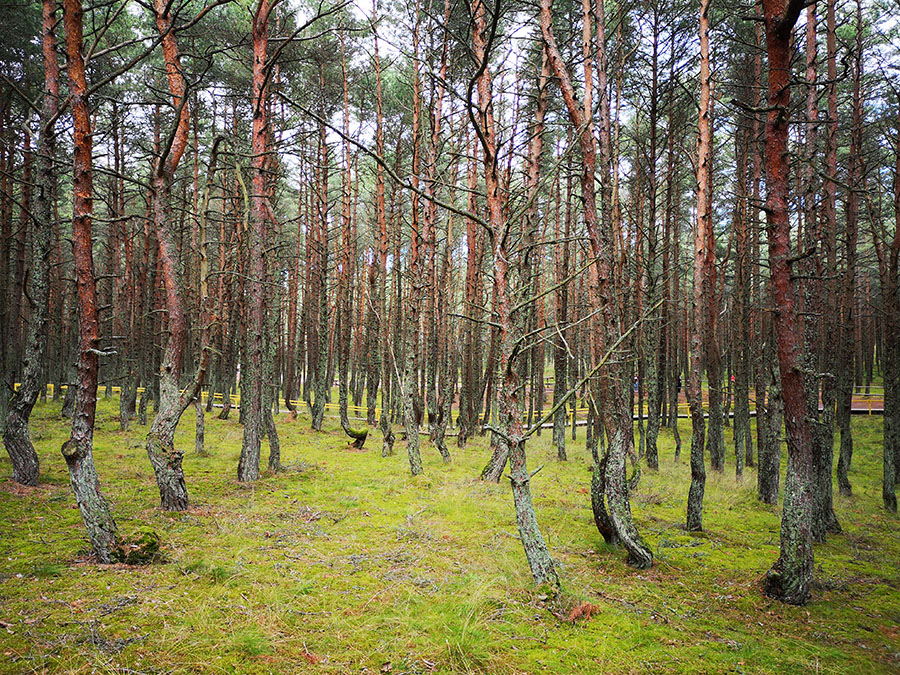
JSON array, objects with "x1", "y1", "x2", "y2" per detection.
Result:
[
  {"x1": 2, "y1": 0, "x2": 59, "y2": 486},
  {"x1": 471, "y1": 0, "x2": 558, "y2": 587},
  {"x1": 146, "y1": 0, "x2": 214, "y2": 508},
  {"x1": 541, "y1": 0, "x2": 652, "y2": 569},
  {"x1": 60, "y1": 0, "x2": 118, "y2": 561}
]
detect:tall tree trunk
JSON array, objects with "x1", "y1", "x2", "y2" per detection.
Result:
[
  {"x1": 686, "y1": 0, "x2": 712, "y2": 531},
  {"x1": 402, "y1": 3, "x2": 424, "y2": 475},
  {"x1": 336, "y1": 26, "x2": 367, "y2": 450},
  {"x1": 146, "y1": 0, "x2": 212, "y2": 509},
  {"x1": 552, "y1": 158, "x2": 569, "y2": 461},
  {"x1": 875, "y1": 93, "x2": 900, "y2": 512},
  {"x1": 311, "y1": 103, "x2": 330, "y2": 432},
  {"x1": 801, "y1": 4, "x2": 840, "y2": 541},
  {"x1": 837, "y1": 0, "x2": 864, "y2": 504},
  {"x1": 459, "y1": 136, "x2": 483, "y2": 447},
  {"x1": 643, "y1": 6, "x2": 662, "y2": 471},
  {"x1": 733, "y1": 113, "x2": 752, "y2": 478},
  {"x1": 472, "y1": 0, "x2": 558, "y2": 587},
  {"x1": 761, "y1": 0, "x2": 816, "y2": 607},
  {"x1": 60, "y1": 0, "x2": 118, "y2": 561},
  {"x1": 541, "y1": 0, "x2": 652, "y2": 569},
  {"x1": 3, "y1": 0, "x2": 59, "y2": 485},
  {"x1": 238, "y1": 0, "x2": 272, "y2": 481}
]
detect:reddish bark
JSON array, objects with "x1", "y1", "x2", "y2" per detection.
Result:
[
  {"x1": 60, "y1": 0, "x2": 118, "y2": 561},
  {"x1": 369, "y1": 9, "x2": 394, "y2": 454},
  {"x1": 471, "y1": 0, "x2": 558, "y2": 588},
  {"x1": 146, "y1": 0, "x2": 214, "y2": 508},
  {"x1": 761, "y1": 0, "x2": 816, "y2": 606},
  {"x1": 540, "y1": 0, "x2": 652, "y2": 569},
  {"x1": 402, "y1": 3, "x2": 424, "y2": 474}
]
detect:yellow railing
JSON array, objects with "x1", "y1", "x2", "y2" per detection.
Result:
[{"x1": 15, "y1": 383, "x2": 885, "y2": 421}]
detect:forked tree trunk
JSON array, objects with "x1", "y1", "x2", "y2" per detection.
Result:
[
  {"x1": 471, "y1": 0, "x2": 558, "y2": 587},
  {"x1": 801, "y1": 4, "x2": 840, "y2": 542},
  {"x1": 146, "y1": 0, "x2": 213, "y2": 508}
]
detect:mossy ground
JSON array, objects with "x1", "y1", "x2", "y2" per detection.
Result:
[{"x1": 1, "y1": 400, "x2": 898, "y2": 673}]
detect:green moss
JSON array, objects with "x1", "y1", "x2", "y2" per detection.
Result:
[
  {"x1": 0, "y1": 400, "x2": 897, "y2": 673},
  {"x1": 112, "y1": 530, "x2": 161, "y2": 565}
]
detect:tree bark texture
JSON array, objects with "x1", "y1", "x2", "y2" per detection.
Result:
[
  {"x1": 541, "y1": 0, "x2": 652, "y2": 569},
  {"x1": 762, "y1": 0, "x2": 816, "y2": 606},
  {"x1": 3, "y1": 0, "x2": 59, "y2": 486},
  {"x1": 60, "y1": 0, "x2": 118, "y2": 561}
]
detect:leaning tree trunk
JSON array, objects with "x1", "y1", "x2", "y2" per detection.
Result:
[{"x1": 471, "y1": 0, "x2": 559, "y2": 587}]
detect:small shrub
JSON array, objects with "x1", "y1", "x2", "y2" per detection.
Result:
[{"x1": 208, "y1": 564, "x2": 232, "y2": 583}]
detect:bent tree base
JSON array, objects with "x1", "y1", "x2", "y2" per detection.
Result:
[
  {"x1": 342, "y1": 422, "x2": 368, "y2": 449},
  {"x1": 381, "y1": 418, "x2": 395, "y2": 457},
  {"x1": 481, "y1": 435, "x2": 509, "y2": 482},
  {"x1": 591, "y1": 457, "x2": 619, "y2": 547},
  {"x1": 606, "y1": 429, "x2": 653, "y2": 569},
  {"x1": 3, "y1": 409, "x2": 40, "y2": 486},
  {"x1": 146, "y1": 431, "x2": 189, "y2": 511},
  {"x1": 62, "y1": 439, "x2": 118, "y2": 563},
  {"x1": 765, "y1": 547, "x2": 813, "y2": 606}
]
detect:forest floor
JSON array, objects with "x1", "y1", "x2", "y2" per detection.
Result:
[{"x1": 0, "y1": 401, "x2": 898, "y2": 674}]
